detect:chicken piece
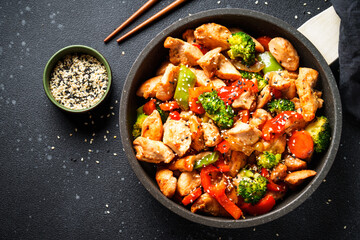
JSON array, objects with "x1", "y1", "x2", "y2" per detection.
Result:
[
  {"x1": 223, "y1": 121, "x2": 262, "y2": 156},
  {"x1": 164, "y1": 37, "x2": 203, "y2": 66},
  {"x1": 228, "y1": 151, "x2": 247, "y2": 177},
  {"x1": 141, "y1": 110, "x2": 163, "y2": 141},
  {"x1": 156, "y1": 168, "x2": 177, "y2": 198},
  {"x1": 156, "y1": 61, "x2": 171, "y2": 76},
  {"x1": 182, "y1": 29, "x2": 196, "y2": 44},
  {"x1": 136, "y1": 75, "x2": 162, "y2": 99},
  {"x1": 156, "y1": 64, "x2": 179, "y2": 101},
  {"x1": 270, "y1": 163, "x2": 288, "y2": 183},
  {"x1": 190, "y1": 68, "x2": 227, "y2": 90},
  {"x1": 262, "y1": 134, "x2": 287, "y2": 154},
  {"x1": 177, "y1": 171, "x2": 202, "y2": 196},
  {"x1": 169, "y1": 155, "x2": 196, "y2": 172},
  {"x1": 188, "y1": 116, "x2": 205, "y2": 151},
  {"x1": 163, "y1": 119, "x2": 191, "y2": 157},
  {"x1": 290, "y1": 97, "x2": 301, "y2": 111},
  {"x1": 225, "y1": 121, "x2": 262, "y2": 146},
  {"x1": 249, "y1": 109, "x2": 272, "y2": 130},
  {"x1": 216, "y1": 54, "x2": 242, "y2": 80},
  {"x1": 284, "y1": 155, "x2": 307, "y2": 171},
  {"x1": 197, "y1": 47, "x2": 221, "y2": 78},
  {"x1": 314, "y1": 91, "x2": 324, "y2": 108},
  {"x1": 179, "y1": 111, "x2": 194, "y2": 121},
  {"x1": 268, "y1": 37, "x2": 299, "y2": 71},
  {"x1": 286, "y1": 71, "x2": 299, "y2": 79},
  {"x1": 133, "y1": 137, "x2": 175, "y2": 164},
  {"x1": 256, "y1": 85, "x2": 271, "y2": 109},
  {"x1": 284, "y1": 114, "x2": 307, "y2": 134},
  {"x1": 202, "y1": 121, "x2": 222, "y2": 147},
  {"x1": 284, "y1": 170, "x2": 317, "y2": 188},
  {"x1": 266, "y1": 71, "x2": 297, "y2": 99},
  {"x1": 191, "y1": 193, "x2": 229, "y2": 217},
  {"x1": 194, "y1": 23, "x2": 231, "y2": 51},
  {"x1": 169, "y1": 152, "x2": 211, "y2": 172},
  {"x1": 232, "y1": 90, "x2": 256, "y2": 110},
  {"x1": 211, "y1": 79, "x2": 227, "y2": 90},
  {"x1": 295, "y1": 68, "x2": 322, "y2": 121},
  {"x1": 197, "y1": 47, "x2": 241, "y2": 80}
]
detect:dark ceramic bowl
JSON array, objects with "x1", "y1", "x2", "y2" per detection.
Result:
[
  {"x1": 43, "y1": 45, "x2": 112, "y2": 113},
  {"x1": 120, "y1": 9, "x2": 342, "y2": 228}
]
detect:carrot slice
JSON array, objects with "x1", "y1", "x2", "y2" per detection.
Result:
[{"x1": 288, "y1": 130, "x2": 314, "y2": 159}]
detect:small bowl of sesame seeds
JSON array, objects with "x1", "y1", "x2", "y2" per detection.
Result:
[{"x1": 43, "y1": 45, "x2": 112, "y2": 113}]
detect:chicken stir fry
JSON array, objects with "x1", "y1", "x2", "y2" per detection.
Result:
[{"x1": 132, "y1": 23, "x2": 331, "y2": 219}]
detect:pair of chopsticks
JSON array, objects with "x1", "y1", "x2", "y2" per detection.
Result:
[{"x1": 104, "y1": 0, "x2": 188, "y2": 43}]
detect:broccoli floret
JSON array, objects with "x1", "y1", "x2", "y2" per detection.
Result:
[
  {"x1": 237, "y1": 169, "x2": 268, "y2": 204},
  {"x1": 227, "y1": 32, "x2": 256, "y2": 66},
  {"x1": 198, "y1": 91, "x2": 235, "y2": 129},
  {"x1": 267, "y1": 99, "x2": 295, "y2": 115},
  {"x1": 155, "y1": 102, "x2": 168, "y2": 123},
  {"x1": 239, "y1": 70, "x2": 268, "y2": 91},
  {"x1": 257, "y1": 151, "x2": 282, "y2": 169},
  {"x1": 132, "y1": 113, "x2": 148, "y2": 138},
  {"x1": 305, "y1": 116, "x2": 331, "y2": 153}
]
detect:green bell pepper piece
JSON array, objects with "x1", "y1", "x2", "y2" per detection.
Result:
[
  {"x1": 174, "y1": 65, "x2": 196, "y2": 111},
  {"x1": 257, "y1": 51, "x2": 283, "y2": 74},
  {"x1": 136, "y1": 105, "x2": 144, "y2": 115},
  {"x1": 194, "y1": 152, "x2": 220, "y2": 169}
]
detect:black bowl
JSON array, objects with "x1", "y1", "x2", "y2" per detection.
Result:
[{"x1": 120, "y1": 8, "x2": 342, "y2": 228}]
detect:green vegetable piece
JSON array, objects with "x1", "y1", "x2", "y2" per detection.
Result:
[
  {"x1": 136, "y1": 105, "x2": 144, "y2": 115},
  {"x1": 257, "y1": 51, "x2": 283, "y2": 74},
  {"x1": 155, "y1": 102, "x2": 169, "y2": 123},
  {"x1": 174, "y1": 65, "x2": 196, "y2": 111},
  {"x1": 257, "y1": 151, "x2": 281, "y2": 169},
  {"x1": 194, "y1": 152, "x2": 219, "y2": 169},
  {"x1": 198, "y1": 91, "x2": 235, "y2": 129},
  {"x1": 132, "y1": 113, "x2": 148, "y2": 138},
  {"x1": 267, "y1": 99, "x2": 295, "y2": 115},
  {"x1": 227, "y1": 32, "x2": 256, "y2": 66},
  {"x1": 239, "y1": 70, "x2": 268, "y2": 91},
  {"x1": 305, "y1": 116, "x2": 331, "y2": 153},
  {"x1": 237, "y1": 169, "x2": 268, "y2": 204}
]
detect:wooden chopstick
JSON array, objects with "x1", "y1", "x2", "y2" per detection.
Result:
[
  {"x1": 117, "y1": 0, "x2": 188, "y2": 43},
  {"x1": 104, "y1": 0, "x2": 159, "y2": 43}
]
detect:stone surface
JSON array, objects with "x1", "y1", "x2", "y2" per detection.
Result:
[{"x1": 0, "y1": 0, "x2": 359, "y2": 239}]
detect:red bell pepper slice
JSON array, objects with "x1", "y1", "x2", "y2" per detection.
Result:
[
  {"x1": 169, "y1": 111, "x2": 181, "y2": 120},
  {"x1": 270, "y1": 87, "x2": 282, "y2": 99},
  {"x1": 159, "y1": 101, "x2": 180, "y2": 111},
  {"x1": 216, "y1": 192, "x2": 243, "y2": 220},
  {"x1": 200, "y1": 165, "x2": 242, "y2": 219},
  {"x1": 217, "y1": 79, "x2": 259, "y2": 106},
  {"x1": 214, "y1": 140, "x2": 231, "y2": 154},
  {"x1": 182, "y1": 187, "x2": 202, "y2": 206},
  {"x1": 239, "y1": 109, "x2": 250, "y2": 123},
  {"x1": 143, "y1": 99, "x2": 156, "y2": 115},
  {"x1": 192, "y1": 43, "x2": 209, "y2": 54},
  {"x1": 262, "y1": 111, "x2": 303, "y2": 140},
  {"x1": 260, "y1": 168, "x2": 287, "y2": 192},
  {"x1": 189, "y1": 86, "x2": 213, "y2": 114},
  {"x1": 256, "y1": 36, "x2": 272, "y2": 51},
  {"x1": 214, "y1": 159, "x2": 230, "y2": 172},
  {"x1": 241, "y1": 194, "x2": 276, "y2": 216}
]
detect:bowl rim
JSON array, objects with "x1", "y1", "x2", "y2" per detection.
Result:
[
  {"x1": 120, "y1": 8, "x2": 342, "y2": 228},
  {"x1": 43, "y1": 44, "x2": 112, "y2": 113}
]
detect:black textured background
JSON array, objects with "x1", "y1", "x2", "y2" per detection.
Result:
[{"x1": 0, "y1": 0, "x2": 359, "y2": 239}]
